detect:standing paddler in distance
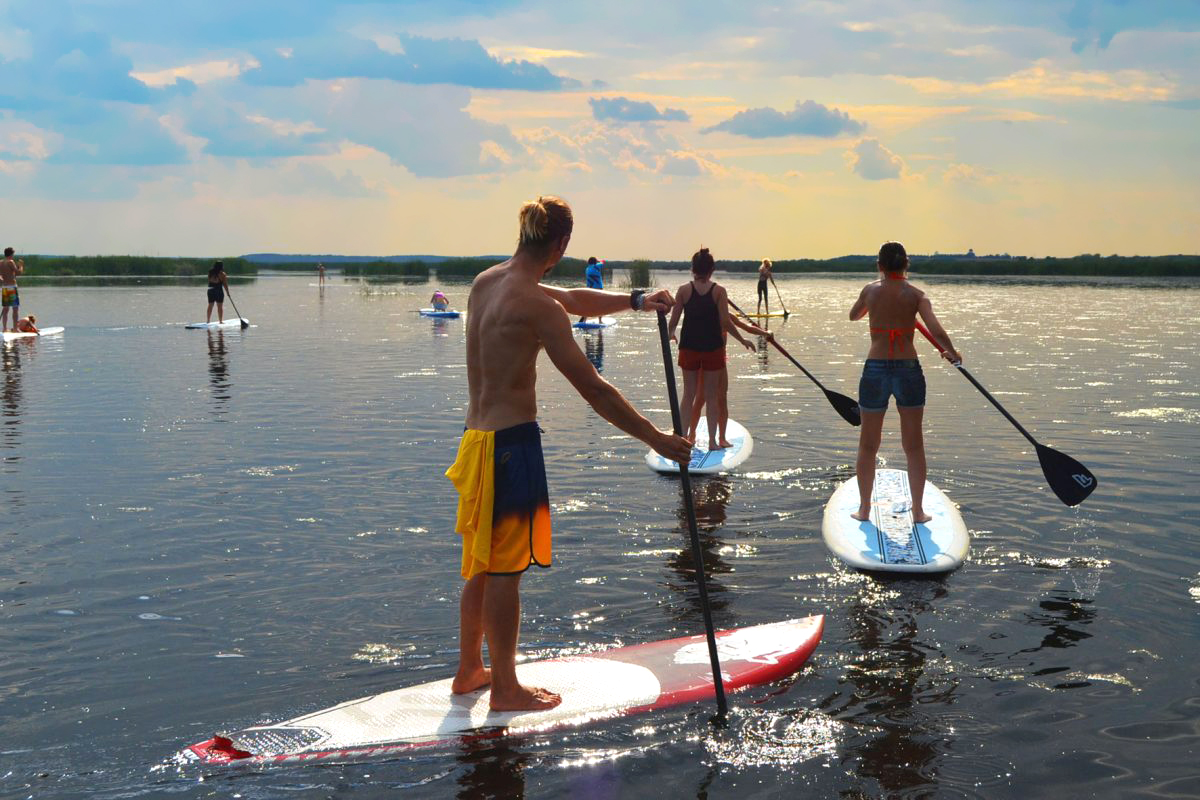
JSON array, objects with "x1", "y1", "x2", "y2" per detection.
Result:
[
  {"x1": 756, "y1": 258, "x2": 772, "y2": 316},
  {"x1": 446, "y1": 196, "x2": 692, "y2": 711},
  {"x1": 1, "y1": 247, "x2": 25, "y2": 333},
  {"x1": 577, "y1": 255, "x2": 604, "y2": 325},
  {"x1": 849, "y1": 241, "x2": 961, "y2": 523},
  {"x1": 206, "y1": 260, "x2": 230, "y2": 325}
]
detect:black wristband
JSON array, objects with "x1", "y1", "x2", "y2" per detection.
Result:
[{"x1": 630, "y1": 289, "x2": 645, "y2": 310}]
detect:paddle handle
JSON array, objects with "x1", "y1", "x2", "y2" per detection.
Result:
[
  {"x1": 656, "y1": 311, "x2": 728, "y2": 717},
  {"x1": 915, "y1": 321, "x2": 1038, "y2": 448}
]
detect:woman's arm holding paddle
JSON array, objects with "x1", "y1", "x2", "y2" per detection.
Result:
[
  {"x1": 667, "y1": 283, "x2": 687, "y2": 342},
  {"x1": 916, "y1": 297, "x2": 961, "y2": 363},
  {"x1": 716, "y1": 287, "x2": 754, "y2": 352},
  {"x1": 849, "y1": 286, "x2": 869, "y2": 321},
  {"x1": 534, "y1": 305, "x2": 692, "y2": 461}
]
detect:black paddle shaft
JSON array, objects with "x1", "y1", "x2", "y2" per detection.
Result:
[
  {"x1": 655, "y1": 311, "x2": 728, "y2": 717},
  {"x1": 225, "y1": 290, "x2": 249, "y2": 329}
]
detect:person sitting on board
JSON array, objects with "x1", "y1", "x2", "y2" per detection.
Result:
[
  {"x1": 206, "y1": 260, "x2": 230, "y2": 324},
  {"x1": 756, "y1": 258, "x2": 773, "y2": 315},
  {"x1": 1, "y1": 247, "x2": 24, "y2": 333},
  {"x1": 14, "y1": 314, "x2": 38, "y2": 334},
  {"x1": 431, "y1": 290, "x2": 450, "y2": 311},
  {"x1": 668, "y1": 247, "x2": 752, "y2": 450},
  {"x1": 577, "y1": 256, "x2": 604, "y2": 324},
  {"x1": 849, "y1": 241, "x2": 961, "y2": 524},
  {"x1": 446, "y1": 196, "x2": 691, "y2": 712},
  {"x1": 688, "y1": 309, "x2": 773, "y2": 446}
]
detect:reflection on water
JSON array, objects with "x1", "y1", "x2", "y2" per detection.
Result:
[
  {"x1": 206, "y1": 330, "x2": 230, "y2": 417},
  {"x1": 665, "y1": 476, "x2": 735, "y2": 623},
  {"x1": 1, "y1": 342, "x2": 23, "y2": 458},
  {"x1": 1020, "y1": 594, "x2": 1095, "y2": 654},
  {"x1": 456, "y1": 738, "x2": 528, "y2": 800},
  {"x1": 584, "y1": 330, "x2": 605, "y2": 374},
  {"x1": 824, "y1": 578, "x2": 953, "y2": 796}
]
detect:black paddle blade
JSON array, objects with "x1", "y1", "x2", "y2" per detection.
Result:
[
  {"x1": 824, "y1": 388, "x2": 861, "y2": 427},
  {"x1": 1036, "y1": 442, "x2": 1097, "y2": 506},
  {"x1": 240, "y1": 319, "x2": 249, "y2": 329}
]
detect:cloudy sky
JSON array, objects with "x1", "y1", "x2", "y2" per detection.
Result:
[{"x1": 0, "y1": 0, "x2": 1196, "y2": 258}]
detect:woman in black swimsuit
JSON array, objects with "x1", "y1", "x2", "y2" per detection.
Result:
[{"x1": 206, "y1": 261, "x2": 229, "y2": 324}]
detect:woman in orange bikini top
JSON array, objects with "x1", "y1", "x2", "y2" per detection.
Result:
[{"x1": 847, "y1": 241, "x2": 961, "y2": 524}]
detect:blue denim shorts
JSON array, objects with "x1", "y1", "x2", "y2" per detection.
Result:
[{"x1": 858, "y1": 359, "x2": 925, "y2": 412}]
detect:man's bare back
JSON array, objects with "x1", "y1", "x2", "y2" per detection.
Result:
[{"x1": 464, "y1": 262, "x2": 561, "y2": 432}]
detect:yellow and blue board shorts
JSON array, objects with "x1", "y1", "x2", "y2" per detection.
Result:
[
  {"x1": 446, "y1": 422, "x2": 551, "y2": 580},
  {"x1": 1, "y1": 286, "x2": 18, "y2": 308}
]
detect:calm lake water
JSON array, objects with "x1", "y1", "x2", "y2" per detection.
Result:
[{"x1": 1, "y1": 272, "x2": 1197, "y2": 799}]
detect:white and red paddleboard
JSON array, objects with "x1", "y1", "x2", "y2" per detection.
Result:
[{"x1": 179, "y1": 616, "x2": 823, "y2": 766}]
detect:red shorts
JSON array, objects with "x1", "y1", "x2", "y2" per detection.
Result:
[{"x1": 678, "y1": 346, "x2": 726, "y2": 372}]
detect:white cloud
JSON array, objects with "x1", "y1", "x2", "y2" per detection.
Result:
[{"x1": 846, "y1": 138, "x2": 905, "y2": 180}]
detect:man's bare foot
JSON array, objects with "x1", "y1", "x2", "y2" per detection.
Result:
[
  {"x1": 489, "y1": 684, "x2": 562, "y2": 712},
  {"x1": 709, "y1": 440, "x2": 725, "y2": 450},
  {"x1": 850, "y1": 509, "x2": 871, "y2": 521},
  {"x1": 451, "y1": 666, "x2": 491, "y2": 694},
  {"x1": 912, "y1": 510, "x2": 933, "y2": 524},
  {"x1": 718, "y1": 438, "x2": 733, "y2": 448}
]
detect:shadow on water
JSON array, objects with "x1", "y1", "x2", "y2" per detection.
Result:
[
  {"x1": 820, "y1": 576, "x2": 956, "y2": 797},
  {"x1": 664, "y1": 475, "x2": 735, "y2": 626},
  {"x1": 207, "y1": 331, "x2": 230, "y2": 417},
  {"x1": 583, "y1": 330, "x2": 604, "y2": 374}
]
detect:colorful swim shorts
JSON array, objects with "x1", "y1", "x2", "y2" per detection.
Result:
[
  {"x1": 1, "y1": 286, "x2": 18, "y2": 308},
  {"x1": 446, "y1": 421, "x2": 551, "y2": 580}
]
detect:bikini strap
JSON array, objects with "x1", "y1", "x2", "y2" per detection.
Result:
[{"x1": 869, "y1": 326, "x2": 916, "y2": 357}]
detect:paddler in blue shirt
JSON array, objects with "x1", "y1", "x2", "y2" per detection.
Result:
[{"x1": 577, "y1": 256, "x2": 604, "y2": 324}]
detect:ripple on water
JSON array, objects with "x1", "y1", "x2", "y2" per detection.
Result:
[
  {"x1": 704, "y1": 707, "x2": 844, "y2": 767},
  {"x1": 1113, "y1": 407, "x2": 1200, "y2": 424}
]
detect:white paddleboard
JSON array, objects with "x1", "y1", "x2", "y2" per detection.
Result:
[
  {"x1": 822, "y1": 468, "x2": 968, "y2": 573},
  {"x1": 645, "y1": 418, "x2": 753, "y2": 475},
  {"x1": 185, "y1": 319, "x2": 249, "y2": 329},
  {"x1": 179, "y1": 616, "x2": 824, "y2": 766},
  {"x1": 2, "y1": 326, "x2": 64, "y2": 341}
]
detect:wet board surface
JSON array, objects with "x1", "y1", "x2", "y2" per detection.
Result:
[
  {"x1": 419, "y1": 309, "x2": 461, "y2": 318},
  {"x1": 822, "y1": 468, "x2": 968, "y2": 573},
  {"x1": 645, "y1": 418, "x2": 753, "y2": 475},
  {"x1": 573, "y1": 316, "x2": 617, "y2": 329},
  {"x1": 179, "y1": 616, "x2": 823, "y2": 766},
  {"x1": 2, "y1": 326, "x2": 64, "y2": 341},
  {"x1": 185, "y1": 319, "x2": 249, "y2": 329}
]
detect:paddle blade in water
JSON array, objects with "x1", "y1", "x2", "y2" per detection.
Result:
[
  {"x1": 825, "y1": 389, "x2": 862, "y2": 427},
  {"x1": 1036, "y1": 443, "x2": 1097, "y2": 506}
]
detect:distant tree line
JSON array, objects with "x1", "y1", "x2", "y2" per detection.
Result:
[{"x1": 20, "y1": 255, "x2": 257, "y2": 276}]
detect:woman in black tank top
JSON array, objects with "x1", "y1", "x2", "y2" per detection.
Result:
[
  {"x1": 206, "y1": 261, "x2": 229, "y2": 324},
  {"x1": 667, "y1": 248, "x2": 766, "y2": 450}
]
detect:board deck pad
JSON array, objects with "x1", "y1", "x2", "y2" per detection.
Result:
[
  {"x1": 2, "y1": 326, "x2": 64, "y2": 341},
  {"x1": 573, "y1": 316, "x2": 616, "y2": 329},
  {"x1": 822, "y1": 468, "x2": 968, "y2": 573},
  {"x1": 179, "y1": 616, "x2": 823, "y2": 766},
  {"x1": 645, "y1": 418, "x2": 753, "y2": 474},
  {"x1": 185, "y1": 319, "x2": 249, "y2": 329}
]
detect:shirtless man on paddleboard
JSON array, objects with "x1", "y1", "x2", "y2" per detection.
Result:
[
  {"x1": 446, "y1": 195, "x2": 692, "y2": 711},
  {"x1": 1, "y1": 247, "x2": 25, "y2": 332}
]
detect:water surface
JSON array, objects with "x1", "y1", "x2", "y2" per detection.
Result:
[{"x1": 1, "y1": 273, "x2": 1197, "y2": 798}]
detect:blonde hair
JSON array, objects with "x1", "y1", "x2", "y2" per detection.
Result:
[
  {"x1": 761, "y1": 258, "x2": 772, "y2": 268},
  {"x1": 26, "y1": 314, "x2": 35, "y2": 324},
  {"x1": 517, "y1": 196, "x2": 573, "y2": 251}
]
